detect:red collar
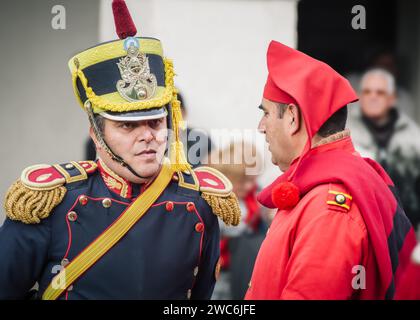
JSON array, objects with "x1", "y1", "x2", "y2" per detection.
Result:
[{"x1": 98, "y1": 159, "x2": 132, "y2": 199}]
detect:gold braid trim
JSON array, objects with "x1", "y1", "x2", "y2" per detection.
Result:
[
  {"x1": 201, "y1": 192, "x2": 241, "y2": 226},
  {"x1": 4, "y1": 180, "x2": 67, "y2": 224}
]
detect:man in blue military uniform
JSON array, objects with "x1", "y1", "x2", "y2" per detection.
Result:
[{"x1": 0, "y1": 0, "x2": 240, "y2": 300}]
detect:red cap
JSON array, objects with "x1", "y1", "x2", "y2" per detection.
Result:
[
  {"x1": 263, "y1": 41, "x2": 358, "y2": 140},
  {"x1": 262, "y1": 41, "x2": 358, "y2": 209},
  {"x1": 264, "y1": 76, "x2": 297, "y2": 105},
  {"x1": 112, "y1": 0, "x2": 137, "y2": 39}
]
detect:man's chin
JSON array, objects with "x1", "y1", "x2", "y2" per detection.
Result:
[
  {"x1": 130, "y1": 161, "x2": 160, "y2": 178},
  {"x1": 271, "y1": 155, "x2": 278, "y2": 166}
]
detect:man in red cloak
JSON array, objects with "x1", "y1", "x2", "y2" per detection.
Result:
[{"x1": 245, "y1": 41, "x2": 419, "y2": 300}]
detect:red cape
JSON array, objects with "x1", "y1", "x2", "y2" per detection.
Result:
[{"x1": 258, "y1": 137, "x2": 417, "y2": 299}]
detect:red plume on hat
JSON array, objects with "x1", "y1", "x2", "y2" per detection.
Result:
[
  {"x1": 112, "y1": 0, "x2": 137, "y2": 39},
  {"x1": 261, "y1": 41, "x2": 358, "y2": 210}
]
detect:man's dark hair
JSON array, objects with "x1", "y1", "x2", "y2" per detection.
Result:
[
  {"x1": 276, "y1": 103, "x2": 348, "y2": 137},
  {"x1": 317, "y1": 106, "x2": 348, "y2": 137},
  {"x1": 93, "y1": 114, "x2": 106, "y2": 135},
  {"x1": 276, "y1": 103, "x2": 288, "y2": 118}
]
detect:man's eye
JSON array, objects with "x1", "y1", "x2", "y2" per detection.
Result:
[
  {"x1": 148, "y1": 119, "x2": 163, "y2": 128},
  {"x1": 121, "y1": 122, "x2": 134, "y2": 129}
]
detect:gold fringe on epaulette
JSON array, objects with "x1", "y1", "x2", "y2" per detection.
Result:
[
  {"x1": 201, "y1": 192, "x2": 241, "y2": 226},
  {"x1": 4, "y1": 180, "x2": 67, "y2": 224}
]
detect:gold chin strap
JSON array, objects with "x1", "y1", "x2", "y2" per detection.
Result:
[
  {"x1": 85, "y1": 100, "x2": 156, "y2": 179},
  {"x1": 42, "y1": 158, "x2": 174, "y2": 300}
]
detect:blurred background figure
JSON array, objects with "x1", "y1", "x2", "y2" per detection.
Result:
[
  {"x1": 348, "y1": 68, "x2": 420, "y2": 230},
  {"x1": 85, "y1": 138, "x2": 97, "y2": 161},
  {"x1": 178, "y1": 92, "x2": 214, "y2": 168},
  {"x1": 209, "y1": 141, "x2": 271, "y2": 300}
]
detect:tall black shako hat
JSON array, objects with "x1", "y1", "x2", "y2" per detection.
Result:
[{"x1": 68, "y1": 0, "x2": 189, "y2": 176}]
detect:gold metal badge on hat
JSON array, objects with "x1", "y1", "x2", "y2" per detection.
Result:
[{"x1": 116, "y1": 43, "x2": 157, "y2": 102}]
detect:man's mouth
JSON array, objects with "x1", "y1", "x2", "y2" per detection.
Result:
[{"x1": 136, "y1": 149, "x2": 157, "y2": 158}]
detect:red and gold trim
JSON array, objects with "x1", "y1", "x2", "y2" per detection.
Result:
[
  {"x1": 326, "y1": 189, "x2": 352, "y2": 210},
  {"x1": 21, "y1": 164, "x2": 66, "y2": 191},
  {"x1": 194, "y1": 166, "x2": 233, "y2": 196},
  {"x1": 20, "y1": 161, "x2": 98, "y2": 191},
  {"x1": 98, "y1": 159, "x2": 131, "y2": 198},
  {"x1": 78, "y1": 161, "x2": 98, "y2": 174}
]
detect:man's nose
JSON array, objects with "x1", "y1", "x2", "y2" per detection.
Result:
[
  {"x1": 136, "y1": 125, "x2": 154, "y2": 143},
  {"x1": 258, "y1": 118, "x2": 266, "y2": 134}
]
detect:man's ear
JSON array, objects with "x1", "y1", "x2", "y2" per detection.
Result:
[{"x1": 286, "y1": 103, "x2": 301, "y2": 135}]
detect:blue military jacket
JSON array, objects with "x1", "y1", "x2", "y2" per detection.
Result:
[{"x1": 0, "y1": 160, "x2": 237, "y2": 300}]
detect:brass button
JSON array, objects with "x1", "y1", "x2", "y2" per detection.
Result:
[
  {"x1": 102, "y1": 198, "x2": 112, "y2": 208},
  {"x1": 79, "y1": 195, "x2": 88, "y2": 206},
  {"x1": 67, "y1": 211, "x2": 78, "y2": 222},
  {"x1": 335, "y1": 194, "x2": 346, "y2": 205},
  {"x1": 193, "y1": 266, "x2": 199, "y2": 277},
  {"x1": 65, "y1": 163, "x2": 74, "y2": 170},
  {"x1": 187, "y1": 289, "x2": 192, "y2": 299},
  {"x1": 61, "y1": 258, "x2": 70, "y2": 267}
]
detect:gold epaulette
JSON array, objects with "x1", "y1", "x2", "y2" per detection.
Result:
[
  {"x1": 4, "y1": 161, "x2": 97, "y2": 224},
  {"x1": 193, "y1": 166, "x2": 241, "y2": 226}
]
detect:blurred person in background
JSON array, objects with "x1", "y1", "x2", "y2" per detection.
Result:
[
  {"x1": 177, "y1": 92, "x2": 214, "y2": 168},
  {"x1": 348, "y1": 68, "x2": 420, "y2": 230},
  {"x1": 210, "y1": 141, "x2": 270, "y2": 300},
  {"x1": 346, "y1": 49, "x2": 416, "y2": 119}
]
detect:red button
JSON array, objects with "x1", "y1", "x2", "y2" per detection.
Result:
[
  {"x1": 79, "y1": 195, "x2": 88, "y2": 206},
  {"x1": 195, "y1": 222, "x2": 204, "y2": 233},
  {"x1": 166, "y1": 201, "x2": 174, "y2": 211},
  {"x1": 187, "y1": 202, "x2": 195, "y2": 212}
]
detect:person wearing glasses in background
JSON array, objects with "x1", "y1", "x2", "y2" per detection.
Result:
[{"x1": 348, "y1": 68, "x2": 420, "y2": 231}]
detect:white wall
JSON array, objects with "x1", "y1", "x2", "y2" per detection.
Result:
[{"x1": 0, "y1": 0, "x2": 100, "y2": 222}]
